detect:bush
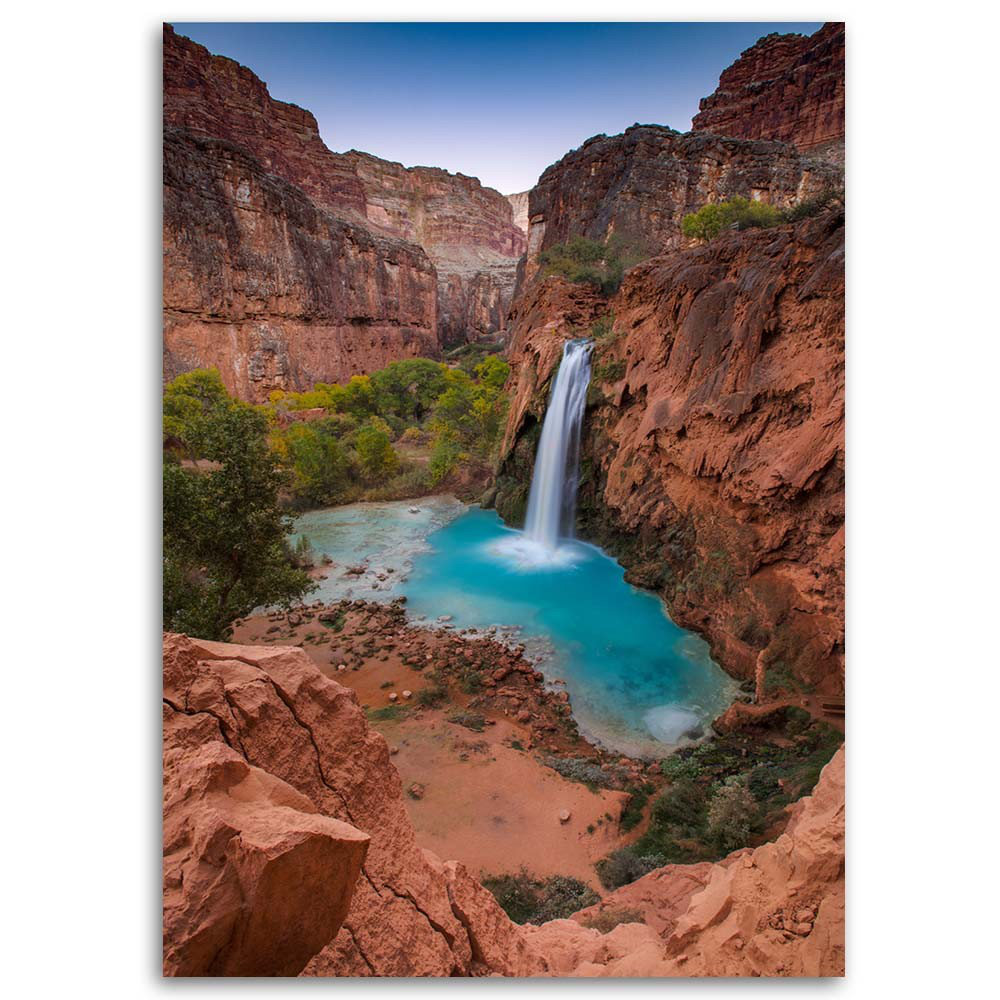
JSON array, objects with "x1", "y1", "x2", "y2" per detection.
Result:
[
  {"x1": 538, "y1": 235, "x2": 647, "y2": 295},
  {"x1": 539, "y1": 755, "x2": 628, "y2": 790},
  {"x1": 682, "y1": 196, "x2": 783, "y2": 241},
  {"x1": 447, "y1": 711, "x2": 486, "y2": 732},
  {"x1": 415, "y1": 683, "x2": 448, "y2": 708},
  {"x1": 580, "y1": 907, "x2": 645, "y2": 933},
  {"x1": 481, "y1": 870, "x2": 599, "y2": 924},
  {"x1": 620, "y1": 784, "x2": 653, "y2": 832},
  {"x1": 707, "y1": 778, "x2": 757, "y2": 853},
  {"x1": 595, "y1": 849, "x2": 666, "y2": 891}
]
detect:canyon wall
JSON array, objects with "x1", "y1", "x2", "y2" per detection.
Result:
[
  {"x1": 163, "y1": 25, "x2": 522, "y2": 400},
  {"x1": 522, "y1": 125, "x2": 842, "y2": 281},
  {"x1": 163, "y1": 129, "x2": 439, "y2": 401},
  {"x1": 344, "y1": 151, "x2": 526, "y2": 347},
  {"x1": 507, "y1": 191, "x2": 530, "y2": 235},
  {"x1": 163, "y1": 632, "x2": 844, "y2": 976},
  {"x1": 692, "y1": 23, "x2": 845, "y2": 163},
  {"x1": 497, "y1": 209, "x2": 845, "y2": 695}
]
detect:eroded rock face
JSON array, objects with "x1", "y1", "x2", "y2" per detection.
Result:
[
  {"x1": 525, "y1": 747, "x2": 845, "y2": 976},
  {"x1": 692, "y1": 23, "x2": 845, "y2": 162},
  {"x1": 163, "y1": 129, "x2": 439, "y2": 401},
  {"x1": 162, "y1": 633, "x2": 545, "y2": 977},
  {"x1": 498, "y1": 210, "x2": 844, "y2": 694},
  {"x1": 522, "y1": 125, "x2": 841, "y2": 281},
  {"x1": 507, "y1": 191, "x2": 530, "y2": 235},
  {"x1": 344, "y1": 152, "x2": 526, "y2": 348},
  {"x1": 163, "y1": 25, "x2": 523, "y2": 394},
  {"x1": 163, "y1": 633, "x2": 844, "y2": 976}
]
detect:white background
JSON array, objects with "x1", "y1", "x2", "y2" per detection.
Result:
[{"x1": 1, "y1": 1, "x2": 996, "y2": 995}]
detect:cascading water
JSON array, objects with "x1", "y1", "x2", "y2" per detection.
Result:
[{"x1": 524, "y1": 339, "x2": 593, "y2": 550}]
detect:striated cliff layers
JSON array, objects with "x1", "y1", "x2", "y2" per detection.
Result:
[
  {"x1": 507, "y1": 191, "x2": 530, "y2": 235},
  {"x1": 163, "y1": 25, "x2": 523, "y2": 400},
  {"x1": 344, "y1": 151, "x2": 526, "y2": 347},
  {"x1": 163, "y1": 129, "x2": 439, "y2": 401},
  {"x1": 692, "y1": 23, "x2": 845, "y2": 161},
  {"x1": 497, "y1": 209, "x2": 844, "y2": 695},
  {"x1": 522, "y1": 125, "x2": 841, "y2": 281},
  {"x1": 163, "y1": 633, "x2": 845, "y2": 976}
]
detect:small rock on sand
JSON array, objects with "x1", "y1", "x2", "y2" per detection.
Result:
[
  {"x1": 388, "y1": 692, "x2": 398, "y2": 702},
  {"x1": 402, "y1": 690, "x2": 413, "y2": 700},
  {"x1": 558, "y1": 809, "x2": 571, "y2": 824}
]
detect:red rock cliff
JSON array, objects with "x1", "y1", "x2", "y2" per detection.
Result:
[
  {"x1": 163, "y1": 632, "x2": 845, "y2": 976},
  {"x1": 345, "y1": 151, "x2": 526, "y2": 347},
  {"x1": 692, "y1": 23, "x2": 845, "y2": 162},
  {"x1": 498, "y1": 209, "x2": 845, "y2": 695},
  {"x1": 522, "y1": 125, "x2": 842, "y2": 282},
  {"x1": 163, "y1": 25, "x2": 524, "y2": 397}
]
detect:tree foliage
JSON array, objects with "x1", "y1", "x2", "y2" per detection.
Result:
[
  {"x1": 537, "y1": 235, "x2": 647, "y2": 295},
  {"x1": 163, "y1": 379, "x2": 314, "y2": 640}
]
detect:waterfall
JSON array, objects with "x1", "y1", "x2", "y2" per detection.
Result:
[{"x1": 524, "y1": 339, "x2": 594, "y2": 550}]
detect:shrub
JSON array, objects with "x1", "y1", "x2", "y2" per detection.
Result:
[
  {"x1": 539, "y1": 755, "x2": 628, "y2": 790},
  {"x1": 538, "y1": 235, "x2": 647, "y2": 295},
  {"x1": 620, "y1": 784, "x2": 653, "y2": 832},
  {"x1": 355, "y1": 424, "x2": 399, "y2": 483},
  {"x1": 682, "y1": 196, "x2": 783, "y2": 241},
  {"x1": 415, "y1": 683, "x2": 448, "y2": 708},
  {"x1": 580, "y1": 907, "x2": 645, "y2": 933},
  {"x1": 706, "y1": 778, "x2": 757, "y2": 852},
  {"x1": 481, "y1": 870, "x2": 598, "y2": 924},
  {"x1": 448, "y1": 711, "x2": 486, "y2": 732},
  {"x1": 595, "y1": 848, "x2": 666, "y2": 891}
]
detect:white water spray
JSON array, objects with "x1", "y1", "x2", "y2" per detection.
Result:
[{"x1": 523, "y1": 339, "x2": 594, "y2": 550}]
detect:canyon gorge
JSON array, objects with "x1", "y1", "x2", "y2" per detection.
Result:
[{"x1": 163, "y1": 21, "x2": 846, "y2": 978}]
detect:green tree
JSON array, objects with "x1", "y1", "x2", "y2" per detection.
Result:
[
  {"x1": 370, "y1": 358, "x2": 448, "y2": 421},
  {"x1": 163, "y1": 385, "x2": 314, "y2": 640},
  {"x1": 162, "y1": 368, "x2": 234, "y2": 455},
  {"x1": 281, "y1": 421, "x2": 352, "y2": 505},
  {"x1": 355, "y1": 423, "x2": 399, "y2": 482}
]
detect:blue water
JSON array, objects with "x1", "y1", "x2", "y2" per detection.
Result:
[{"x1": 401, "y1": 507, "x2": 737, "y2": 756}]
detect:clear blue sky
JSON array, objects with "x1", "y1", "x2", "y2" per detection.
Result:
[{"x1": 172, "y1": 21, "x2": 822, "y2": 194}]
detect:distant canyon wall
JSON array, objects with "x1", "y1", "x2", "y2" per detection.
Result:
[
  {"x1": 692, "y1": 23, "x2": 845, "y2": 162},
  {"x1": 163, "y1": 25, "x2": 523, "y2": 400}
]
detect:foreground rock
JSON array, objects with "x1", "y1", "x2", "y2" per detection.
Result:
[
  {"x1": 525, "y1": 747, "x2": 845, "y2": 976},
  {"x1": 163, "y1": 632, "x2": 844, "y2": 976},
  {"x1": 162, "y1": 633, "x2": 543, "y2": 976}
]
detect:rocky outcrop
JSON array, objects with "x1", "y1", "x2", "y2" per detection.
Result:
[
  {"x1": 522, "y1": 125, "x2": 841, "y2": 282},
  {"x1": 164, "y1": 632, "x2": 845, "y2": 977},
  {"x1": 525, "y1": 747, "x2": 845, "y2": 976},
  {"x1": 163, "y1": 26, "x2": 523, "y2": 396},
  {"x1": 498, "y1": 209, "x2": 844, "y2": 695},
  {"x1": 692, "y1": 23, "x2": 845, "y2": 162},
  {"x1": 507, "y1": 191, "x2": 529, "y2": 235},
  {"x1": 163, "y1": 129, "x2": 439, "y2": 401},
  {"x1": 162, "y1": 633, "x2": 545, "y2": 977}
]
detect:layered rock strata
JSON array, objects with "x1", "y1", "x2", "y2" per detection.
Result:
[
  {"x1": 163, "y1": 25, "x2": 524, "y2": 397},
  {"x1": 522, "y1": 125, "x2": 841, "y2": 281},
  {"x1": 692, "y1": 23, "x2": 845, "y2": 160},
  {"x1": 498, "y1": 210, "x2": 845, "y2": 694},
  {"x1": 163, "y1": 129, "x2": 439, "y2": 401},
  {"x1": 162, "y1": 632, "x2": 844, "y2": 976}
]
